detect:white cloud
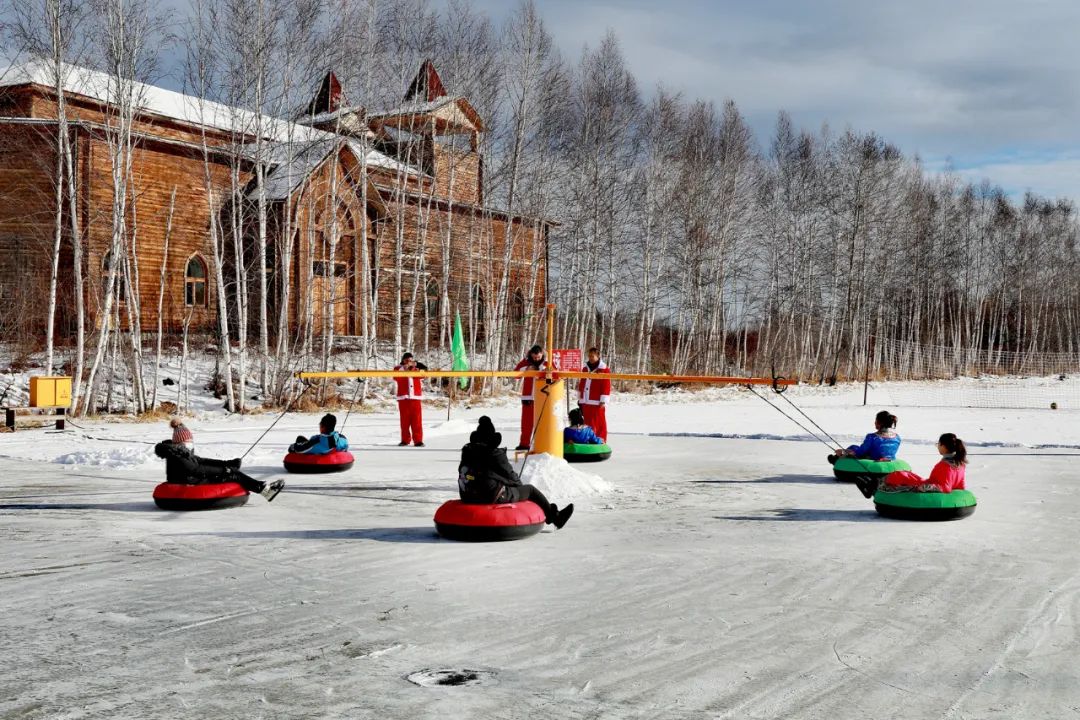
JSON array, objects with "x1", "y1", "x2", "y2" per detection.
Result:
[
  {"x1": 945, "y1": 154, "x2": 1080, "y2": 205},
  {"x1": 485, "y1": 0, "x2": 1080, "y2": 201}
]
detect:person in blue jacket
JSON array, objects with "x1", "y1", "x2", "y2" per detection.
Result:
[
  {"x1": 828, "y1": 410, "x2": 900, "y2": 464},
  {"x1": 564, "y1": 407, "x2": 604, "y2": 445},
  {"x1": 289, "y1": 413, "x2": 349, "y2": 454}
]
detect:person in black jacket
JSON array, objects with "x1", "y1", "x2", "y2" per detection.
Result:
[
  {"x1": 457, "y1": 416, "x2": 573, "y2": 529},
  {"x1": 154, "y1": 440, "x2": 284, "y2": 502}
]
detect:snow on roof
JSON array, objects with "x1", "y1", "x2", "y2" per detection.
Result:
[
  {"x1": 4, "y1": 59, "x2": 438, "y2": 201},
  {"x1": 0, "y1": 59, "x2": 330, "y2": 143},
  {"x1": 296, "y1": 104, "x2": 365, "y2": 126},
  {"x1": 367, "y1": 96, "x2": 459, "y2": 120},
  {"x1": 259, "y1": 140, "x2": 336, "y2": 200},
  {"x1": 258, "y1": 138, "x2": 420, "y2": 200}
]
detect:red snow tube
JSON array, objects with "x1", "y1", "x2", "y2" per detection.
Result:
[
  {"x1": 282, "y1": 450, "x2": 355, "y2": 474},
  {"x1": 433, "y1": 500, "x2": 546, "y2": 542},
  {"x1": 153, "y1": 482, "x2": 249, "y2": 511}
]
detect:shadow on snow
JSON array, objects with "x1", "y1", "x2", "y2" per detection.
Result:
[
  {"x1": 693, "y1": 474, "x2": 836, "y2": 486},
  {"x1": 174, "y1": 527, "x2": 442, "y2": 543},
  {"x1": 0, "y1": 501, "x2": 159, "y2": 513},
  {"x1": 715, "y1": 508, "x2": 880, "y2": 523}
]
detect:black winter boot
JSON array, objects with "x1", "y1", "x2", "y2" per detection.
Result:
[
  {"x1": 855, "y1": 476, "x2": 877, "y2": 499},
  {"x1": 554, "y1": 503, "x2": 574, "y2": 529},
  {"x1": 545, "y1": 503, "x2": 559, "y2": 525}
]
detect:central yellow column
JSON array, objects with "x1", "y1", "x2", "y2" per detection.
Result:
[{"x1": 530, "y1": 377, "x2": 565, "y2": 458}]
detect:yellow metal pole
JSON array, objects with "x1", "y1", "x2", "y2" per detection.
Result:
[
  {"x1": 297, "y1": 369, "x2": 795, "y2": 386},
  {"x1": 530, "y1": 303, "x2": 564, "y2": 457},
  {"x1": 530, "y1": 372, "x2": 565, "y2": 458}
]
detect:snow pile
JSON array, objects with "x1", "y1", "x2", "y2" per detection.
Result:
[
  {"x1": 517, "y1": 452, "x2": 613, "y2": 502},
  {"x1": 54, "y1": 447, "x2": 155, "y2": 468},
  {"x1": 423, "y1": 419, "x2": 474, "y2": 438}
]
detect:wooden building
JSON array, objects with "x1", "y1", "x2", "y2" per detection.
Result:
[{"x1": 0, "y1": 60, "x2": 549, "y2": 349}]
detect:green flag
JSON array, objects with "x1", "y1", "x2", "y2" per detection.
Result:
[{"x1": 451, "y1": 312, "x2": 469, "y2": 389}]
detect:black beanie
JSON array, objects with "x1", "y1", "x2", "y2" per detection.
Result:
[
  {"x1": 568, "y1": 408, "x2": 584, "y2": 426},
  {"x1": 529, "y1": 345, "x2": 542, "y2": 355},
  {"x1": 320, "y1": 413, "x2": 337, "y2": 432},
  {"x1": 475, "y1": 416, "x2": 497, "y2": 445}
]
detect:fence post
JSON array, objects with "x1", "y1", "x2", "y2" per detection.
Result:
[{"x1": 863, "y1": 333, "x2": 873, "y2": 406}]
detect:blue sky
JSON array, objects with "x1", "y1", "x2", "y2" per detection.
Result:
[{"x1": 457, "y1": 0, "x2": 1080, "y2": 204}]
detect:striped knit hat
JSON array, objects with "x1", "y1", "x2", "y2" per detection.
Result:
[{"x1": 170, "y1": 418, "x2": 193, "y2": 446}]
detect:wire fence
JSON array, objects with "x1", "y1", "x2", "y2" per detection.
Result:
[{"x1": 872, "y1": 336, "x2": 1080, "y2": 409}]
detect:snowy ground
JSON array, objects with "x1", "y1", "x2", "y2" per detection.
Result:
[{"x1": 2, "y1": 382, "x2": 1079, "y2": 718}]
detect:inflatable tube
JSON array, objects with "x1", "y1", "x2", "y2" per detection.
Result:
[
  {"x1": 874, "y1": 489, "x2": 977, "y2": 521},
  {"x1": 833, "y1": 457, "x2": 910, "y2": 483},
  {"x1": 283, "y1": 450, "x2": 355, "y2": 474},
  {"x1": 153, "y1": 482, "x2": 249, "y2": 511},
  {"x1": 563, "y1": 442, "x2": 611, "y2": 463},
  {"x1": 434, "y1": 499, "x2": 546, "y2": 542}
]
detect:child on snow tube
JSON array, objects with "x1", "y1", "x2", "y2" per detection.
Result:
[
  {"x1": 289, "y1": 413, "x2": 349, "y2": 455},
  {"x1": 458, "y1": 416, "x2": 574, "y2": 529},
  {"x1": 855, "y1": 433, "x2": 967, "y2": 499},
  {"x1": 829, "y1": 410, "x2": 900, "y2": 464},
  {"x1": 564, "y1": 407, "x2": 604, "y2": 446},
  {"x1": 154, "y1": 439, "x2": 285, "y2": 501}
]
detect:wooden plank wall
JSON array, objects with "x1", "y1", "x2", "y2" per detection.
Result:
[
  {"x1": 79, "y1": 129, "x2": 237, "y2": 334},
  {"x1": 0, "y1": 84, "x2": 548, "y2": 350},
  {"x1": 0, "y1": 122, "x2": 58, "y2": 342}
]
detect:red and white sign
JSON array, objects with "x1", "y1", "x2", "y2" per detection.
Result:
[{"x1": 551, "y1": 348, "x2": 582, "y2": 372}]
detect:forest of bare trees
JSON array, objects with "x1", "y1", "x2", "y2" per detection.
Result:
[{"x1": 2, "y1": 0, "x2": 1079, "y2": 416}]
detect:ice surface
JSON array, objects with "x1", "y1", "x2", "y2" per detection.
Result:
[{"x1": 3, "y1": 381, "x2": 1080, "y2": 718}]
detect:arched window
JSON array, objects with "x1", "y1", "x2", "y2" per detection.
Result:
[
  {"x1": 425, "y1": 279, "x2": 440, "y2": 324},
  {"x1": 512, "y1": 289, "x2": 526, "y2": 325},
  {"x1": 471, "y1": 284, "x2": 486, "y2": 342},
  {"x1": 185, "y1": 256, "x2": 208, "y2": 307}
]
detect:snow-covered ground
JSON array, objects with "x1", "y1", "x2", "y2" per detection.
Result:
[{"x1": 2, "y1": 381, "x2": 1079, "y2": 718}]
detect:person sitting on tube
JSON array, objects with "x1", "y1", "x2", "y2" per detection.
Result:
[{"x1": 457, "y1": 416, "x2": 574, "y2": 529}]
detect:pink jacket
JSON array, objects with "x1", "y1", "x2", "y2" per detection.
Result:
[{"x1": 886, "y1": 460, "x2": 966, "y2": 493}]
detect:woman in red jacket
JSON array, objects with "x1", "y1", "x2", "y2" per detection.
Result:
[{"x1": 856, "y1": 433, "x2": 967, "y2": 499}]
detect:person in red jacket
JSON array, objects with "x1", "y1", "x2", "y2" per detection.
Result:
[
  {"x1": 394, "y1": 352, "x2": 425, "y2": 447},
  {"x1": 856, "y1": 433, "x2": 967, "y2": 499},
  {"x1": 577, "y1": 347, "x2": 611, "y2": 442},
  {"x1": 514, "y1": 344, "x2": 547, "y2": 450}
]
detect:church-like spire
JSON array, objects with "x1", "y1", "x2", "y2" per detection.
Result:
[
  {"x1": 404, "y1": 60, "x2": 447, "y2": 103},
  {"x1": 302, "y1": 71, "x2": 344, "y2": 116}
]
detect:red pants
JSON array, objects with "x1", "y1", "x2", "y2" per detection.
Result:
[
  {"x1": 519, "y1": 401, "x2": 534, "y2": 448},
  {"x1": 581, "y1": 404, "x2": 607, "y2": 442},
  {"x1": 398, "y1": 399, "x2": 423, "y2": 444}
]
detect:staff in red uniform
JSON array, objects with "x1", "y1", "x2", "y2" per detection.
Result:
[
  {"x1": 394, "y1": 353, "x2": 425, "y2": 447},
  {"x1": 576, "y1": 347, "x2": 611, "y2": 442},
  {"x1": 514, "y1": 344, "x2": 547, "y2": 450}
]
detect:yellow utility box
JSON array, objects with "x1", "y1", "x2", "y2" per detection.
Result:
[{"x1": 29, "y1": 376, "x2": 72, "y2": 408}]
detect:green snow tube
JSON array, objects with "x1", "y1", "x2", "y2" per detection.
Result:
[
  {"x1": 564, "y1": 442, "x2": 611, "y2": 463},
  {"x1": 874, "y1": 489, "x2": 977, "y2": 521},
  {"x1": 832, "y1": 457, "x2": 911, "y2": 483}
]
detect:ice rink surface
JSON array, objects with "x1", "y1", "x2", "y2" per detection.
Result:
[{"x1": 2, "y1": 383, "x2": 1078, "y2": 718}]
